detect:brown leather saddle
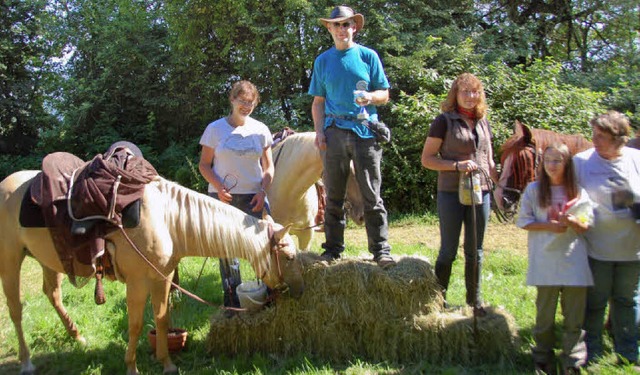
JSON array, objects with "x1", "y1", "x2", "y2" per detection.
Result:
[{"x1": 18, "y1": 142, "x2": 157, "y2": 303}]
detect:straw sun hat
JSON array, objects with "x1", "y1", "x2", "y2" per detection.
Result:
[{"x1": 319, "y1": 6, "x2": 364, "y2": 32}]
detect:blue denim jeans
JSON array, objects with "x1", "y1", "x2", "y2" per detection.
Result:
[
  {"x1": 585, "y1": 257, "x2": 640, "y2": 363},
  {"x1": 321, "y1": 126, "x2": 390, "y2": 257},
  {"x1": 436, "y1": 190, "x2": 490, "y2": 305},
  {"x1": 210, "y1": 193, "x2": 268, "y2": 307}
]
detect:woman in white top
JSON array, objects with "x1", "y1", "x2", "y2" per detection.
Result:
[
  {"x1": 198, "y1": 80, "x2": 274, "y2": 313},
  {"x1": 573, "y1": 110, "x2": 640, "y2": 365},
  {"x1": 517, "y1": 144, "x2": 593, "y2": 374}
]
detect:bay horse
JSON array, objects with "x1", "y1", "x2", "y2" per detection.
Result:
[
  {"x1": 269, "y1": 132, "x2": 364, "y2": 250},
  {"x1": 0, "y1": 171, "x2": 304, "y2": 375},
  {"x1": 494, "y1": 121, "x2": 592, "y2": 215}
]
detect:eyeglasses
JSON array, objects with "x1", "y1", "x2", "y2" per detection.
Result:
[
  {"x1": 234, "y1": 98, "x2": 256, "y2": 108},
  {"x1": 460, "y1": 90, "x2": 481, "y2": 97},
  {"x1": 333, "y1": 22, "x2": 353, "y2": 29},
  {"x1": 543, "y1": 158, "x2": 564, "y2": 165}
]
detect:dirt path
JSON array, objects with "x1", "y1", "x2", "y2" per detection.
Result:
[{"x1": 341, "y1": 220, "x2": 527, "y2": 256}]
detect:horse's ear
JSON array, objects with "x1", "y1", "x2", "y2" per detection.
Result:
[
  {"x1": 515, "y1": 120, "x2": 534, "y2": 144},
  {"x1": 274, "y1": 224, "x2": 292, "y2": 242}
]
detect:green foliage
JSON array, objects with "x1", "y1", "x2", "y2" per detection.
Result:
[
  {"x1": 384, "y1": 91, "x2": 442, "y2": 213},
  {"x1": 481, "y1": 59, "x2": 606, "y2": 148},
  {"x1": 51, "y1": 0, "x2": 176, "y2": 158},
  {"x1": 2, "y1": 0, "x2": 638, "y2": 215},
  {"x1": 0, "y1": 0, "x2": 59, "y2": 156},
  {"x1": 0, "y1": 153, "x2": 41, "y2": 181},
  {"x1": 564, "y1": 58, "x2": 640, "y2": 129},
  {"x1": 154, "y1": 141, "x2": 207, "y2": 191}
]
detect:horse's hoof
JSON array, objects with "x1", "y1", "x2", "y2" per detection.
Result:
[
  {"x1": 20, "y1": 360, "x2": 36, "y2": 375},
  {"x1": 76, "y1": 335, "x2": 88, "y2": 346},
  {"x1": 163, "y1": 364, "x2": 178, "y2": 374}
]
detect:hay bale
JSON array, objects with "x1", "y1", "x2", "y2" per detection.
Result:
[{"x1": 206, "y1": 254, "x2": 518, "y2": 365}]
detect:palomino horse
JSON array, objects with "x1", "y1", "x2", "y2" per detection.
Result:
[
  {"x1": 0, "y1": 171, "x2": 304, "y2": 375},
  {"x1": 269, "y1": 132, "x2": 364, "y2": 250},
  {"x1": 494, "y1": 121, "x2": 592, "y2": 215}
]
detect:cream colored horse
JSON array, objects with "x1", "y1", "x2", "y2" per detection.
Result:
[
  {"x1": 269, "y1": 132, "x2": 364, "y2": 250},
  {"x1": 0, "y1": 171, "x2": 304, "y2": 375}
]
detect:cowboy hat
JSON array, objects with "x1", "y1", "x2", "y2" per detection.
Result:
[{"x1": 319, "y1": 6, "x2": 364, "y2": 32}]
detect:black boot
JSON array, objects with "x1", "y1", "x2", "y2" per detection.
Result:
[
  {"x1": 465, "y1": 260, "x2": 486, "y2": 317},
  {"x1": 435, "y1": 261, "x2": 452, "y2": 308},
  {"x1": 219, "y1": 258, "x2": 242, "y2": 312}
]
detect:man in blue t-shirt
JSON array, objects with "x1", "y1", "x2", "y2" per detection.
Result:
[{"x1": 308, "y1": 5, "x2": 394, "y2": 269}]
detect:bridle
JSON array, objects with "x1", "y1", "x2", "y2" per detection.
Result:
[
  {"x1": 511, "y1": 143, "x2": 541, "y2": 191},
  {"x1": 262, "y1": 223, "x2": 293, "y2": 293},
  {"x1": 494, "y1": 142, "x2": 541, "y2": 222}
]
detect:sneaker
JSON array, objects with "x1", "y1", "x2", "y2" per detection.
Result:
[
  {"x1": 374, "y1": 254, "x2": 396, "y2": 269},
  {"x1": 320, "y1": 251, "x2": 340, "y2": 263}
]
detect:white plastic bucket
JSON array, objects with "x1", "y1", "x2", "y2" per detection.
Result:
[{"x1": 236, "y1": 281, "x2": 267, "y2": 312}]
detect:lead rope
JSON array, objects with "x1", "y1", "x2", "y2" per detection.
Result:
[
  {"x1": 468, "y1": 170, "x2": 480, "y2": 340},
  {"x1": 117, "y1": 225, "x2": 218, "y2": 307},
  {"x1": 118, "y1": 223, "x2": 287, "y2": 311}
]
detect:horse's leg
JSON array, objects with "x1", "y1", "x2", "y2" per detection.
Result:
[
  {"x1": 124, "y1": 278, "x2": 149, "y2": 375},
  {"x1": 41, "y1": 267, "x2": 86, "y2": 345},
  {"x1": 0, "y1": 249, "x2": 35, "y2": 375},
  {"x1": 149, "y1": 272, "x2": 177, "y2": 374}
]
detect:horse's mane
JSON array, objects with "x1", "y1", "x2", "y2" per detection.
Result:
[
  {"x1": 152, "y1": 177, "x2": 270, "y2": 265},
  {"x1": 501, "y1": 128, "x2": 591, "y2": 156},
  {"x1": 529, "y1": 129, "x2": 592, "y2": 154},
  {"x1": 270, "y1": 131, "x2": 322, "y2": 200},
  {"x1": 499, "y1": 124, "x2": 592, "y2": 190}
]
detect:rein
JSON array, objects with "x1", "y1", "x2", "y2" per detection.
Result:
[
  {"x1": 472, "y1": 167, "x2": 517, "y2": 223},
  {"x1": 264, "y1": 223, "x2": 288, "y2": 291},
  {"x1": 118, "y1": 226, "x2": 217, "y2": 307}
]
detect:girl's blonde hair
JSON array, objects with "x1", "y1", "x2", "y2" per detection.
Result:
[
  {"x1": 538, "y1": 144, "x2": 578, "y2": 208},
  {"x1": 440, "y1": 73, "x2": 488, "y2": 119}
]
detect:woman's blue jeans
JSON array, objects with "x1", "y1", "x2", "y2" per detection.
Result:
[
  {"x1": 585, "y1": 257, "x2": 640, "y2": 363},
  {"x1": 210, "y1": 193, "x2": 268, "y2": 308},
  {"x1": 436, "y1": 190, "x2": 490, "y2": 305}
]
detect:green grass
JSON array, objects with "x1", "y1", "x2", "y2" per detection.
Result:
[{"x1": 0, "y1": 217, "x2": 637, "y2": 374}]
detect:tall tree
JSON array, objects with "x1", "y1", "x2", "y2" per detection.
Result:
[
  {"x1": 476, "y1": 0, "x2": 640, "y2": 71},
  {"x1": 0, "y1": 0, "x2": 57, "y2": 155},
  {"x1": 50, "y1": 0, "x2": 173, "y2": 158}
]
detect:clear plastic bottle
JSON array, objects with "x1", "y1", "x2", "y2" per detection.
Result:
[{"x1": 458, "y1": 170, "x2": 482, "y2": 205}]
